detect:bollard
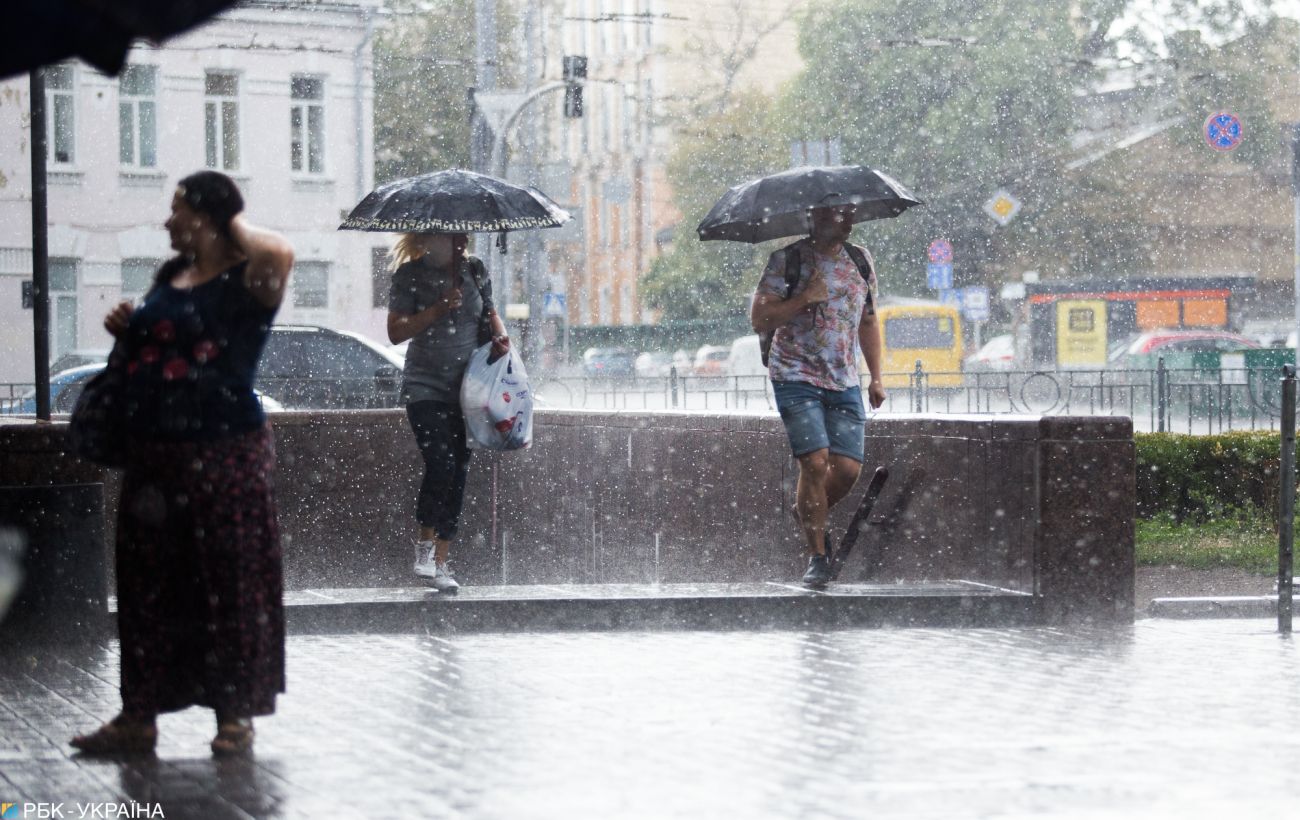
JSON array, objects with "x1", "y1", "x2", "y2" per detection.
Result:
[
  {"x1": 1156, "y1": 356, "x2": 1168, "y2": 433},
  {"x1": 1279, "y1": 364, "x2": 1296, "y2": 634},
  {"x1": 669, "y1": 366, "x2": 679, "y2": 409},
  {"x1": 913, "y1": 360, "x2": 924, "y2": 413}
]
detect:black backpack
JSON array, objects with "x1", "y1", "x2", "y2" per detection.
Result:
[{"x1": 758, "y1": 238, "x2": 875, "y2": 367}]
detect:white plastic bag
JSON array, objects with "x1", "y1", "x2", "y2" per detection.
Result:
[{"x1": 460, "y1": 343, "x2": 533, "y2": 450}]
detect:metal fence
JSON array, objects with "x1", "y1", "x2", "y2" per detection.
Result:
[
  {"x1": 2, "y1": 359, "x2": 1293, "y2": 434},
  {"x1": 534, "y1": 358, "x2": 1294, "y2": 435}
]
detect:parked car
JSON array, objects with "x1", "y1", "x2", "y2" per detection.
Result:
[
  {"x1": 50, "y1": 348, "x2": 109, "y2": 376},
  {"x1": 582, "y1": 347, "x2": 636, "y2": 378},
  {"x1": 692, "y1": 345, "x2": 730, "y2": 377},
  {"x1": 728, "y1": 334, "x2": 771, "y2": 394},
  {"x1": 635, "y1": 351, "x2": 674, "y2": 378},
  {"x1": 1108, "y1": 329, "x2": 1260, "y2": 367},
  {"x1": 256, "y1": 325, "x2": 404, "y2": 409},
  {"x1": 672, "y1": 349, "x2": 693, "y2": 373},
  {"x1": 964, "y1": 333, "x2": 1017, "y2": 372},
  {"x1": 0, "y1": 363, "x2": 285, "y2": 416}
]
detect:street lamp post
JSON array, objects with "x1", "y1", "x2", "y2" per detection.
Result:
[
  {"x1": 29, "y1": 68, "x2": 50, "y2": 421},
  {"x1": 479, "y1": 80, "x2": 569, "y2": 366}
]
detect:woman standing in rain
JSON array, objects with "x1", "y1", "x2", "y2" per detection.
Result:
[
  {"x1": 387, "y1": 232, "x2": 509, "y2": 592},
  {"x1": 71, "y1": 171, "x2": 294, "y2": 756}
]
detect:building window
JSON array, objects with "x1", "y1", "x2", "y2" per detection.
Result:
[
  {"x1": 45, "y1": 65, "x2": 76, "y2": 165},
  {"x1": 598, "y1": 284, "x2": 612, "y2": 325},
  {"x1": 601, "y1": 86, "x2": 612, "y2": 147},
  {"x1": 121, "y1": 258, "x2": 161, "y2": 301},
  {"x1": 204, "y1": 72, "x2": 240, "y2": 171},
  {"x1": 620, "y1": 283, "x2": 634, "y2": 324},
  {"x1": 622, "y1": 84, "x2": 635, "y2": 150},
  {"x1": 294, "y1": 261, "x2": 329, "y2": 309},
  {"x1": 290, "y1": 76, "x2": 326, "y2": 174},
  {"x1": 371, "y1": 247, "x2": 391, "y2": 308},
  {"x1": 50, "y1": 258, "x2": 78, "y2": 359},
  {"x1": 119, "y1": 65, "x2": 158, "y2": 169}
]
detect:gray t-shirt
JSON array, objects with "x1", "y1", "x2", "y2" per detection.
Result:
[{"x1": 388, "y1": 255, "x2": 495, "y2": 405}]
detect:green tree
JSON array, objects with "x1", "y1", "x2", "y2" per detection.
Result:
[
  {"x1": 785, "y1": 0, "x2": 1100, "y2": 295},
  {"x1": 646, "y1": 0, "x2": 1283, "y2": 318},
  {"x1": 640, "y1": 92, "x2": 788, "y2": 321},
  {"x1": 372, "y1": 0, "x2": 518, "y2": 185}
]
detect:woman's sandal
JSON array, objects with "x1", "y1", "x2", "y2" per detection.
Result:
[
  {"x1": 70, "y1": 716, "x2": 157, "y2": 755},
  {"x1": 211, "y1": 718, "x2": 255, "y2": 756}
]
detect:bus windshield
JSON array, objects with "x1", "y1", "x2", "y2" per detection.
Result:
[{"x1": 884, "y1": 315, "x2": 955, "y2": 350}]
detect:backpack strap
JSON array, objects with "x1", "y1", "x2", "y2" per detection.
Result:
[
  {"x1": 460, "y1": 257, "x2": 492, "y2": 315},
  {"x1": 782, "y1": 238, "x2": 810, "y2": 298},
  {"x1": 843, "y1": 242, "x2": 876, "y2": 313},
  {"x1": 842, "y1": 242, "x2": 873, "y2": 282},
  {"x1": 462, "y1": 256, "x2": 495, "y2": 345}
]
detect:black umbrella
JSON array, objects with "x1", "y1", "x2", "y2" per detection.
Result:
[
  {"x1": 697, "y1": 165, "x2": 922, "y2": 244},
  {"x1": 3, "y1": 0, "x2": 240, "y2": 79},
  {"x1": 339, "y1": 169, "x2": 571, "y2": 235}
]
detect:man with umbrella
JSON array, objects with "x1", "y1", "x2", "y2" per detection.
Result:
[
  {"x1": 703, "y1": 165, "x2": 920, "y2": 586},
  {"x1": 750, "y1": 204, "x2": 886, "y2": 586}
]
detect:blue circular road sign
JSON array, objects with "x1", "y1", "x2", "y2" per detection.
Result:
[{"x1": 1204, "y1": 112, "x2": 1244, "y2": 152}]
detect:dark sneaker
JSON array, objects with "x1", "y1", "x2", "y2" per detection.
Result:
[{"x1": 802, "y1": 553, "x2": 833, "y2": 587}]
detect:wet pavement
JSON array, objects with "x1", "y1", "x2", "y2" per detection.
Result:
[{"x1": 4, "y1": 619, "x2": 1300, "y2": 819}]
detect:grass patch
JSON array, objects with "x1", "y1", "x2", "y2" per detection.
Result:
[{"x1": 1136, "y1": 512, "x2": 1282, "y2": 572}]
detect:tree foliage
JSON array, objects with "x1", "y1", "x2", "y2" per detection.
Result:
[
  {"x1": 647, "y1": 0, "x2": 1285, "y2": 320},
  {"x1": 372, "y1": 0, "x2": 517, "y2": 185},
  {"x1": 640, "y1": 93, "x2": 787, "y2": 321}
]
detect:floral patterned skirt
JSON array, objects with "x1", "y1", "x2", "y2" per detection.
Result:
[{"x1": 115, "y1": 425, "x2": 284, "y2": 717}]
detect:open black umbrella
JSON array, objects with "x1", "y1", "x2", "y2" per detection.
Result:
[
  {"x1": 339, "y1": 169, "x2": 570, "y2": 235},
  {"x1": 697, "y1": 165, "x2": 922, "y2": 244},
  {"x1": 3, "y1": 0, "x2": 240, "y2": 79}
]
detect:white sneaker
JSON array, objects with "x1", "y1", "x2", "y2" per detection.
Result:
[
  {"x1": 430, "y1": 562, "x2": 459, "y2": 594},
  {"x1": 413, "y1": 541, "x2": 437, "y2": 579}
]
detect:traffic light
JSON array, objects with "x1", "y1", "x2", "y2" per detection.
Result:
[{"x1": 563, "y1": 55, "x2": 586, "y2": 118}]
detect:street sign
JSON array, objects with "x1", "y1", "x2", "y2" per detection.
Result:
[
  {"x1": 960, "y1": 286, "x2": 990, "y2": 321},
  {"x1": 983, "y1": 189, "x2": 1021, "y2": 226},
  {"x1": 938, "y1": 288, "x2": 960, "y2": 307},
  {"x1": 927, "y1": 239, "x2": 953, "y2": 264},
  {"x1": 1204, "y1": 111, "x2": 1244, "y2": 152},
  {"x1": 926, "y1": 262, "x2": 953, "y2": 290},
  {"x1": 473, "y1": 90, "x2": 530, "y2": 133},
  {"x1": 543, "y1": 291, "x2": 567, "y2": 317}
]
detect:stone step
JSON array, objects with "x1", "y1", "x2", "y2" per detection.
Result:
[
  {"x1": 278, "y1": 580, "x2": 1037, "y2": 634},
  {"x1": 1148, "y1": 595, "x2": 1298, "y2": 619}
]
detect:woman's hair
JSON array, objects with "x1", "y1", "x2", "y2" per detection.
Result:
[
  {"x1": 177, "y1": 170, "x2": 244, "y2": 239},
  {"x1": 389, "y1": 232, "x2": 470, "y2": 271},
  {"x1": 153, "y1": 170, "x2": 246, "y2": 289}
]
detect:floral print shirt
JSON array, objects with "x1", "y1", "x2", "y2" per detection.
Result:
[{"x1": 756, "y1": 241, "x2": 876, "y2": 391}]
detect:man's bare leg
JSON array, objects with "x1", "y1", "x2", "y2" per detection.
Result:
[
  {"x1": 795, "y1": 449, "x2": 832, "y2": 556},
  {"x1": 825, "y1": 454, "x2": 864, "y2": 513}
]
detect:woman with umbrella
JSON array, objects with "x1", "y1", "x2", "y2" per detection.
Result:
[
  {"x1": 343, "y1": 169, "x2": 568, "y2": 591},
  {"x1": 386, "y1": 231, "x2": 509, "y2": 591}
]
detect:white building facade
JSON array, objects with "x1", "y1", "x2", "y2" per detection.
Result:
[{"x1": 0, "y1": 0, "x2": 384, "y2": 385}]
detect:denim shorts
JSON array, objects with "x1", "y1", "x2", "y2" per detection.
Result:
[{"x1": 772, "y1": 381, "x2": 867, "y2": 462}]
